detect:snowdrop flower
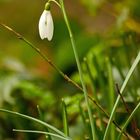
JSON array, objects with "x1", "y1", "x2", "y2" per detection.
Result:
[{"x1": 39, "y1": 2, "x2": 54, "y2": 41}]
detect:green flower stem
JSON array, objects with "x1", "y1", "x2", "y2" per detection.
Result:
[
  {"x1": 48, "y1": 0, "x2": 61, "y2": 8},
  {"x1": 103, "y1": 51, "x2": 140, "y2": 140},
  {"x1": 59, "y1": 0, "x2": 96, "y2": 139}
]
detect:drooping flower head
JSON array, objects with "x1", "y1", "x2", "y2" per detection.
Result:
[{"x1": 39, "y1": 2, "x2": 54, "y2": 41}]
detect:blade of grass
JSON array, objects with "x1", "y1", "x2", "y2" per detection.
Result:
[
  {"x1": 13, "y1": 129, "x2": 70, "y2": 140},
  {"x1": 84, "y1": 57, "x2": 103, "y2": 131},
  {"x1": 103, "y1": 51, "x2": 140, "y2": 140},
  {"x1": 117, "y1": 101, "x2": 140, "y2": 140},
  {"x1": 92, "y1": 55, "x2": 105, "y2": 94},
  {"x1": 106, "y1": 58, "x2": 115, "y2": 112},
  {"x1": 88, "y1": 94, "x2": 131, "y2": 139},
  {"x1": 62, "y1": 99, "x2": 69, "y2": 136},
  {"x1": 79, "y1": 100, "x2": 88, "y2": 128},
  {"x1": 122, "y1": 36, "x2": 131, "y2": 67},
  {"x1": 115, "y1": 84, "x2": 140, "y2": 138},
  {"x1": 0, "y1": 108, "x2": 71, "y2": 139},
  {"x1": 79, "y1": 100, "x2": 93, "y2": 139},
  {"x1": 106, "y1": 57, "x2": 115, "y2": 140},
  {"x1": 59, "y1": 0, "x2": 96, "y2": 139},
  {"x1": 37, "y1": 105, "x2": 44, "y2": 120},
  {"x1": 37, "y1": 105, "x2": 52, "y2": 140},
  {"x1": 111, "y1": 58, "x2": 125, "y2": 80},
  {"x1": 84, "y1": 58, "x2": 97, "y2": 100}
]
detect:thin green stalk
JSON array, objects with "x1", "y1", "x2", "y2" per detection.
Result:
[
  {"x1": 84, "y1": 57, "x2": 103, "y2": 131},
  {"x1": 79, "y1": 101, "x2": 88, "y2": 128},
  {"x1": 106, "y1": 58, "x2": 115, "y2": 140},
  {"x1": 59, "y1": 0, "x2": 96, "y2": 139},
  {"x1": 37, "y1": 105, "x2": 43, "y2": 120},
  {"x1": 117, "y1": 101, "x2": 140, "y2": 140},
  {"x1": 79, "y1": 100, "x2": 93, "y2": 139},
  {"x1": 122, "y1": 36, "x2": 131, "y2": 67},
  {"x1": 37, "y1": 105, "x2": 52, "y2": 140},
  {"x1": 62, "y1": 99, "x2": 69, "y2": 136},
  {"x1": 13, "y1": 129, "x2": 70, "y2": 140},
  {"x1": 48, "y1": 0, "x2": 61, "y2": 8},
  {"x1": 92, "y1": 55, "x2": 105, "y2": 94},
  {"x1": 103, "y1": 51, "x2": 140, "y2": 140},
  {"x1": 0, "y1": 108, "x2": 71, "y2": 139},
  {"x1": 106, "y1": 58, "x2": 114, "y2": 113},
  {"x1": 84, "y1": 58, "x2": 98, "y2": 103}
]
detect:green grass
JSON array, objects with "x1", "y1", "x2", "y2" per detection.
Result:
[{"x1": 0, "y1": 0, "x2": 140, "y2": 140}]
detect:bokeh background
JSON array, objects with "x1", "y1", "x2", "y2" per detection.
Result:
[{"x1": 0, "y1": 0, "x2": 140, "y2": 139}]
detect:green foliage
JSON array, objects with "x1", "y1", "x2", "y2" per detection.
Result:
[{"x1": 0, "y1": 0, "x2": 140, "y2": 140}]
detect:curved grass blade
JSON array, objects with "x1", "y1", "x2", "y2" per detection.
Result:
[
  {"x1": 13, "y1": 129, "x2": 70, "y2": 140},
  {"x1": 117, "y1": 101, "x2": 140, "y2": 140},
  {"x1": 0, "y1": 108, "x2": 70, "y2": 139},
  {"x1": 103, "y1": 51, "x2": 140, "y2": 140}
]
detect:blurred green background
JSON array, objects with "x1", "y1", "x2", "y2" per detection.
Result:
[{"x1": 0, "y1": 0, "x2": 140, "y2": 139}]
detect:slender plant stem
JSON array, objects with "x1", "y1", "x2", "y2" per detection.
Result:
[
  {"x1": 106, "y1": 58, "x2": 115, "y2": 140},
  {"x1": 59, "y1": 0, "x2": 96, "y2": 139},
  {"x1": 48, "y1": 0, "x2": 61, "y2": 8},
  {"x1": 0, "y1": 22, "x2": 132, "y2": 139},
  {"x1": 0, "y1": 23, "x2": 82, "y2": 91},
  {"x1": 103, "y1": 51, "x2": 140, "y2": 140}
]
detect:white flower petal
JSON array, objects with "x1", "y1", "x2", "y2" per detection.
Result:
[
  {"x1": 38, "y1": 10, "x2": 54, "y2": 41},
  {"x1": 46, "y1": 11, "x2": 54, "y2": 41},
  {"x1": 39, "y1": 10, "x2": 47, "y2": 39}
]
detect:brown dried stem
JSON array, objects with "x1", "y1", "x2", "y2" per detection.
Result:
[{"x1": 116, "y1": 83, "x2": 140, "y2": 138}]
